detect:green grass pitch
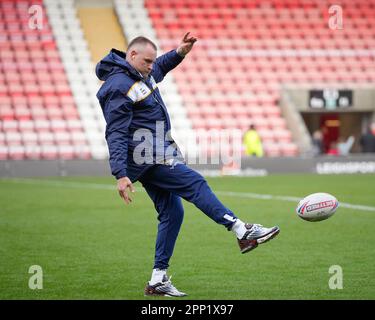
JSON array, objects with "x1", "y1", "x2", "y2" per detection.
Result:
[{"x1": 0, "y1": 174, "x2": 374, "y2": 299}]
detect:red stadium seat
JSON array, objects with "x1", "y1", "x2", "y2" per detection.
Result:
[
  {"x1": 5, "y1": 131, "x2": 22, "y2": 145},
  {"x1": 8, "y1": 145, "x2": 25, "y2": 160},
  {"x1": 37, "y1": 132, "x2": 54, "y2": 145},
  {"x1": 41, "y1": 145, "x2": 58, "y2": 160},
  {"x1": 25, "y1": 145, "x2": 41, "y2": 159},
  {"x1": 58, "y1": 145, "x2": 75, "y2": 159},
  {"x1": 0, "y1": 146, "x2": 8, "y2": 160},
  {"x1": 263, "y1": 143, "x2": 282, "y2": 157}
]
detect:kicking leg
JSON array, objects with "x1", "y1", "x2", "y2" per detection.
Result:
[
  {"x1": 142, "y1": 164, "x2": 280, "y2": 253},
  {"x1": 141, "y1": 163, "x2": 237, "y2": 229}
]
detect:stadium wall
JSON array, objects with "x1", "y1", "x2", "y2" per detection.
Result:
[{"x1": 1, "y1": 155, "x2": 375, "y2": 178}]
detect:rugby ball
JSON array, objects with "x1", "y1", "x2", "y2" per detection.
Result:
[{"x1": 296, "y1": 193, "x2": 339, "y2": 222}]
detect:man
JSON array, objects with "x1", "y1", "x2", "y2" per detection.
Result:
[
  {"x1": 243, "y1": 124, "x2": 264, "y2": 157},
  {"x1": 360, "y1": 125, "x2": 375, "y2": 153},
  {"x1": 96, "y1": 33, "x2": 280, "y2": 297},
  {"x1": 311, "y1": 129, "x2": 323, "y2": 156}
]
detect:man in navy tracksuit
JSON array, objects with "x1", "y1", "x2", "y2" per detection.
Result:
[{"x1": 96, "y1": 33, "x2": 280, "y2": 297}]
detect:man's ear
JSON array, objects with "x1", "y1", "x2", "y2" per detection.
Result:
[{"x1": 130, "y1": 49, "x2": 137, "y2": 60}]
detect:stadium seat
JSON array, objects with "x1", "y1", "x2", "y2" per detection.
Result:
[
  {"x1": 8, "y1": 145, "x2": 26, "y2": 160},
  {"x1": 0, "y1": 146, "x2": 8, "y2": 160}
]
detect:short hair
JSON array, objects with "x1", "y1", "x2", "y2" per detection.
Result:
[{"x1": 127, "y1": 36, "x2": 157, "y2": 51}]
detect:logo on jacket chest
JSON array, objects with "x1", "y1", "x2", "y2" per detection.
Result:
[
  {"x1": 126, "y1": 76, "x2": 158, "y2": 103},
  {"x1": 139, "y1": 87, "x2": 148, "y2": 95}
]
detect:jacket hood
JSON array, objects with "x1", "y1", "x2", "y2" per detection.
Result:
[{"x1": 95, "y1": 48, "x2": 141, "y2": 81}]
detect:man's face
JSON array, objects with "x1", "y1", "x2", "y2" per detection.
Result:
[{"x1": 128, "y1": 44, "x2": 157, "y2": 78}]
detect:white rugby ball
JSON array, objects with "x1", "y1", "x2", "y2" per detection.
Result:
[{"x1": 296, "y1": 193, "x2": 339, "y2": 222}]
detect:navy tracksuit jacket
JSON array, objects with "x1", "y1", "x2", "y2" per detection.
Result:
[{"x1": 96, "y1": 49, "x2": 237, "y2": 269}]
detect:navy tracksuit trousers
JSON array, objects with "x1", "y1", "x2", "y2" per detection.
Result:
[{"x1": 139, "y1": 163, "x2": 238, "y2": 270}]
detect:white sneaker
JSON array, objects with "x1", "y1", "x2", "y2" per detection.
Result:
[
  {"x1": 144, "y1": 275, "x2": 187, "y2": 297},
  {"x1": 237, "y1": 223, "x2": 280, "y2": 254}
]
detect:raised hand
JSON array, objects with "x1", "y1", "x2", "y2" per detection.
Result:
[{"x1": 176, "y1": 32, "x2": 197, "y2": 57}]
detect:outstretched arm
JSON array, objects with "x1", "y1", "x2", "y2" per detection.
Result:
[{"x1": 152, "y1": 32, "x2": 197, "y2": 82}]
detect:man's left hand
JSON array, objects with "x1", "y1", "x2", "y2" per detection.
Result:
[{"x1": 176, "y1": 32, "x2": 197, "y2": 57}]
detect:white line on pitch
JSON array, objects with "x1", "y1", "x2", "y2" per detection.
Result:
[
  {"x1": 3, "y1": 178, "x2": 375, "y2": 212},
  {"x1": 214, "y1": 191, "x2": 375, "y2": 212}
]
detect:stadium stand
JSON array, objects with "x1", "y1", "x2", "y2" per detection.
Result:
[
  {"x1": 0, "y1": 0, "x2": 86, "y2": 160},
  {"x1": 144, "y1": 0, "x2": 375, "y2": 156},
  {"x1": 0, "y1": 0, "x2": 107, "y2": 160},
  {"x1": 44, "y1": 0, "x2": 107, "y2": 159},
  {"x1": 1, "y1": 0, "x2": 374, "y2": 160}
]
